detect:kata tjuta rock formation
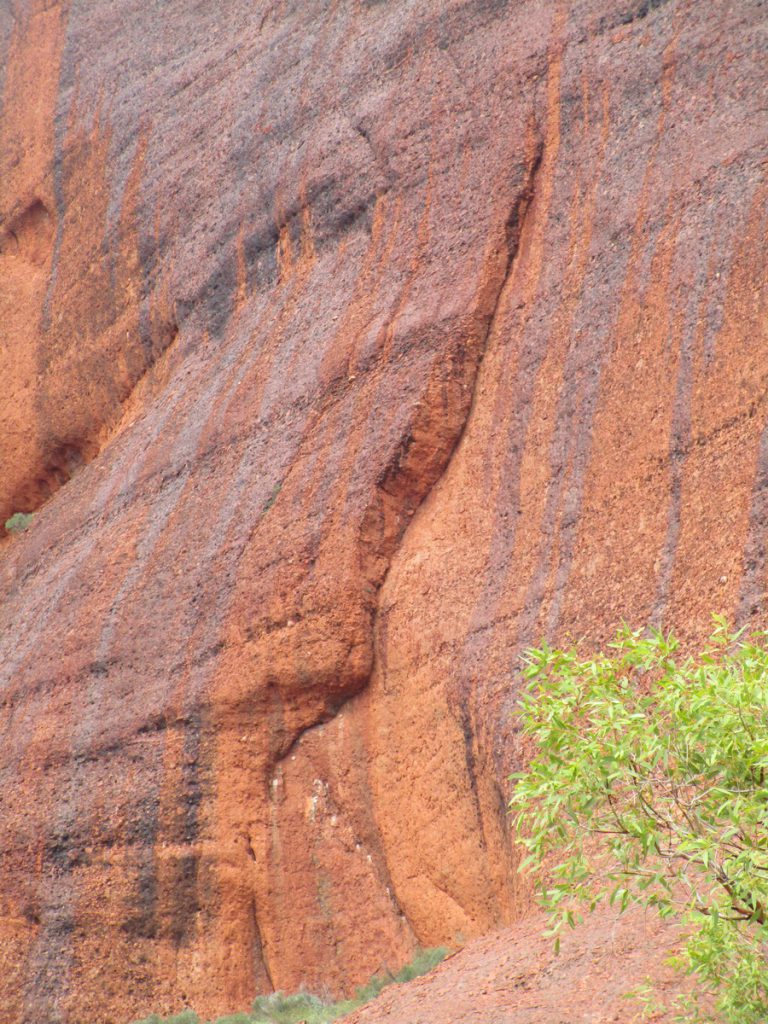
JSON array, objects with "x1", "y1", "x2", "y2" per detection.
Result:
[{"x1": 0, "y1": 0, "x2": 766, "y2": 1021}]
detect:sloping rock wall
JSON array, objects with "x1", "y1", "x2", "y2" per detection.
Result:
[{"x1": 0, "y1": 1, "x2": 766, "y2": 1022}]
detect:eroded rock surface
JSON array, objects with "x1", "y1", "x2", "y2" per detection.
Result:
[{"x1": 0, "y1": 1, "x2": 766, "y2": 1022}]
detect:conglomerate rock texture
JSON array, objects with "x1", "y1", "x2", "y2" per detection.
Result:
[{"x1": 0, "y1": 0, "x2": 766, "y2": 1021}]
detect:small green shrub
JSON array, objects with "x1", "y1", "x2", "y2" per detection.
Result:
[
  {"x1": 262, "y1": 482, "x2": 282, "y2": 515},
  {"x1": 391, "y1": 945, "x2": 447, "y2": 983},
  {"x1": 4, "y1": 511, "x2": 33, "y2": 534},
  {"x1": 511, "y1": 619, "x2": 768, "y2": 1023},
  {"x1": 249, "y1": 992, "x2": 333, "y2": 1024}
]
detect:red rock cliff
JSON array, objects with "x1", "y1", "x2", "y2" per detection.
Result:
[{"x1": 0, "y1": 1, "x2": 766, "y2": 1021}]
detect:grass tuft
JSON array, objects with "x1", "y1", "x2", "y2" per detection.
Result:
[{"x1": 4, "y1": 511, "x2": 33, "y2": 535}]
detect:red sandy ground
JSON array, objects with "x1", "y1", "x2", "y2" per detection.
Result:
[{"x1": 345, "y1": 910, "x2": 684, "y2": 1024}]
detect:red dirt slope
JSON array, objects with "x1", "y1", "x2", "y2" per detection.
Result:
[{"x1": 345, "y1": 910, "x2": 682, "y2": 1024}]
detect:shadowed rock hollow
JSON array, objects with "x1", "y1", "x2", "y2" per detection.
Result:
[{"x1": 0, "y1": 0, "x2": 766, "y2": 1021}]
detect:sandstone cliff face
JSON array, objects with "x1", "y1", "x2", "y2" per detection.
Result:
[{"x1": 0, "y1": 1, "x2": 766, "y2": 1022}]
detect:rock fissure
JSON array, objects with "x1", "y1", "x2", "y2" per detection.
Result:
[
  {"x1": 359, "y1": 134, "x2": 545, "y2": 599},
  {"x1": 270, "y1": 706, "x2": 345, "y2": 773},
  {"x1": 246, "y1": 148, "x2": 548, "y2": 988},
  {"x1": 249, "y1": 894, "x2": 275, "y2": 991},
  {"x1": 265, "y1": 140, "x2": 546, "y2": 788}
]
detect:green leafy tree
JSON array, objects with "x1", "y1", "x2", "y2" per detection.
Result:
[{"x1": 511, "y1": 620, "x2": 768, "y2": 1022}]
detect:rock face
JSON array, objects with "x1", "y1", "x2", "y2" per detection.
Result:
[{"x1": 0, "y1": 1, "x2": 766, "y2": 1021}]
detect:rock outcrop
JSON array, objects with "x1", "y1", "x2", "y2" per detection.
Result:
[{"x1": 0, "y1": 1, "x2": 766, "y2": 1021}]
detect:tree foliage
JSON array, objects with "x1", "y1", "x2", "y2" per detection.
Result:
[{"x1": 511, "y1": 619, "x2": 768, "y2": 1022}]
